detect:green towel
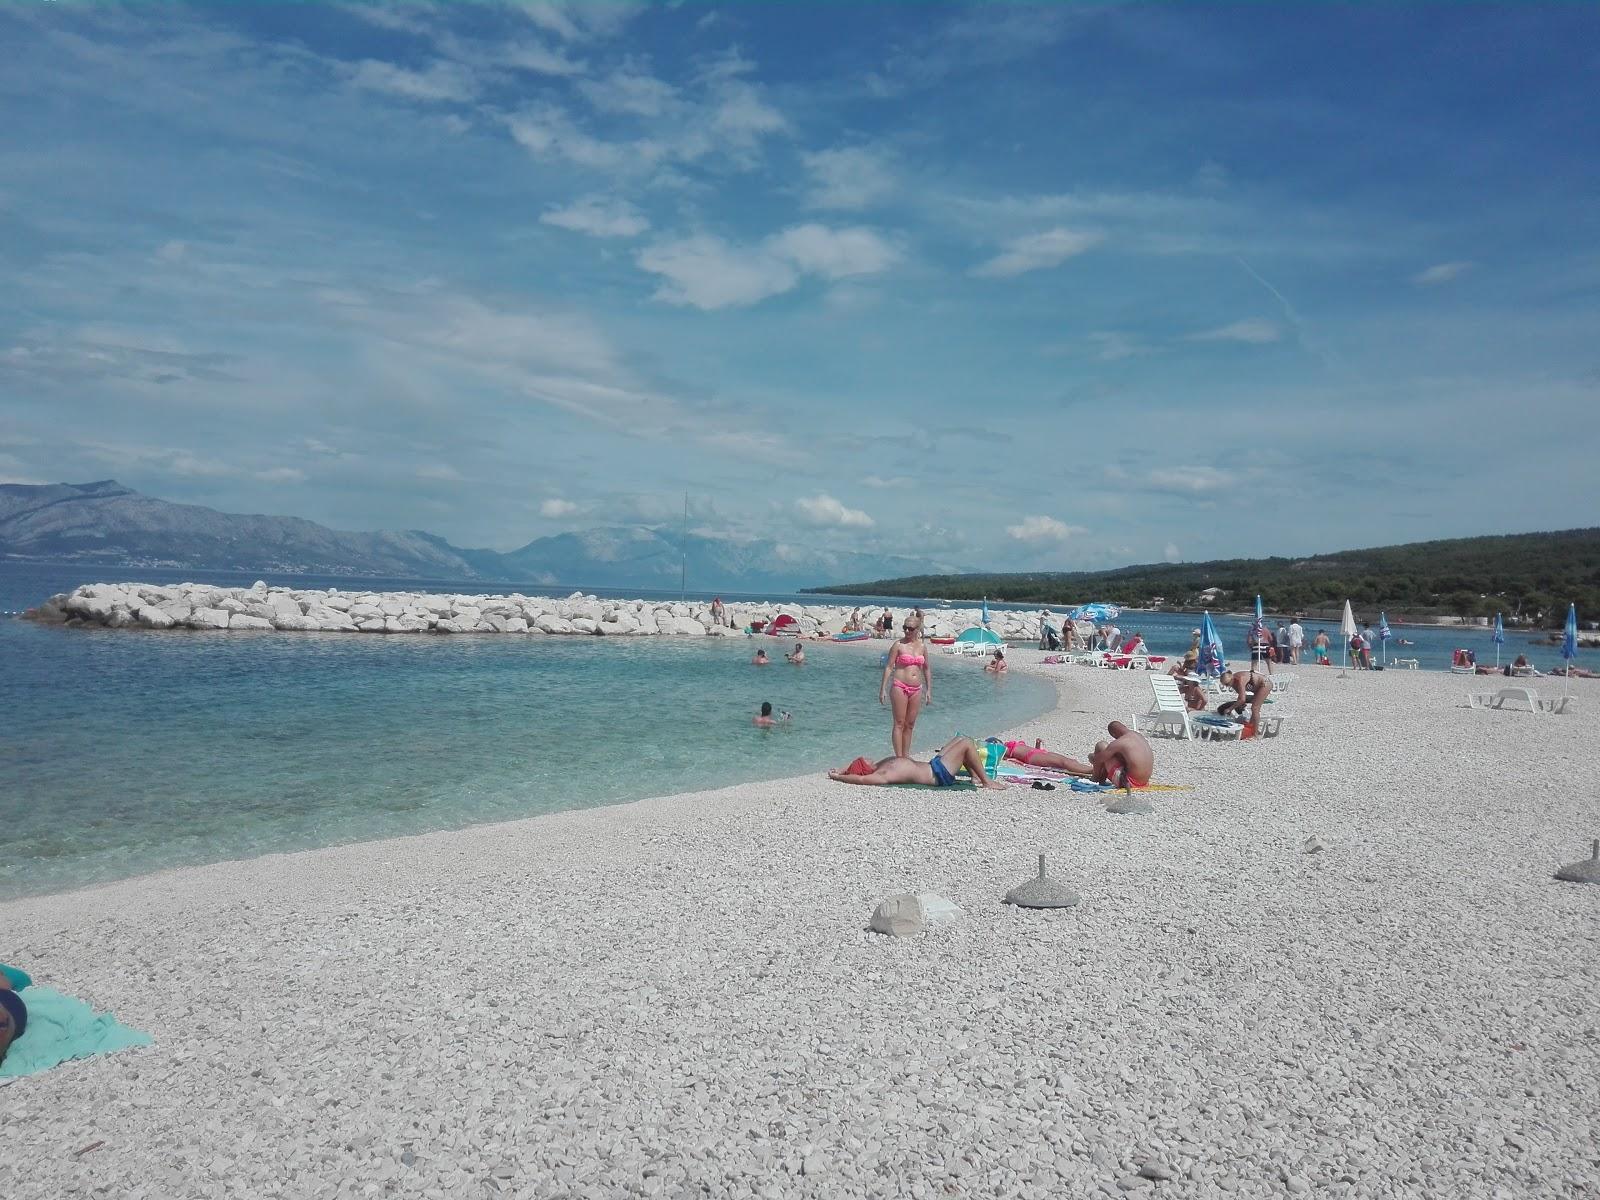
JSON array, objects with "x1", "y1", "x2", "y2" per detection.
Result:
[{"x1": 0, "y1": 983, "x2": 152, "y2": 1079}]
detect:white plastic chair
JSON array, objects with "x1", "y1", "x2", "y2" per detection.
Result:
[{"x1": 1133, "y1": 675, "x2": 1196, "y2": 740}]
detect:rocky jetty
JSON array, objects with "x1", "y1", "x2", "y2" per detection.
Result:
[{"x1": 22, "y1": 581, "x2": 1055, "y2": 641}]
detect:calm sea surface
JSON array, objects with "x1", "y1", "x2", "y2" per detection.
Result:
[{"x1": 0, "y1": 563, "x2": 1058, "y2": 901}]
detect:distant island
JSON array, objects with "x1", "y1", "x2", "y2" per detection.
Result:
[
  {"x1": 806, "y1": 528, "x2": 1600, "y2": 629},
  {"x1": 0, "y1": 480, "x2": 947, "y2": 593}
]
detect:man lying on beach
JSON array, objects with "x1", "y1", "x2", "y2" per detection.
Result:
[
  {"x1": 996, "y1": 722, "x2": 1154, "y2": 787},
  {"x1": 829, "y1": 736, "x2": 1006, "y2": 790},
  {"x1": 0, "y1": 973, "x2": 26, "y2": 1067},
  {"x1": 1218, "y1": 668, "x2": 1272, "y2": 733}
]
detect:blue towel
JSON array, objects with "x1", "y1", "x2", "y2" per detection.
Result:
[{"x1": 0, "y1": 982, "x2": 152, "y2": 1079}]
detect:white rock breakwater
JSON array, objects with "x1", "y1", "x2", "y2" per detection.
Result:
[{"x1": 24, "y1": 581, "x2": 1051, "y2": 640}]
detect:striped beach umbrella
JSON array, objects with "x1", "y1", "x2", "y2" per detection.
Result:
[
  {"x1": 1492, "y1": 612, "x2": 1505, "y2": 669},
  {"x1": 1198, "y1": 610, "x2": 1226, "y2": 678}
]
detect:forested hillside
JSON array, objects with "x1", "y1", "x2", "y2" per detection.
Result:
[{"x1": 807, "y1": 529, "x2": 1600, "y2": 626}]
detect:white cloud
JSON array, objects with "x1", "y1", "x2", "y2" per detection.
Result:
[
  {"x1": 155, "y1": 240, "x2": 187, "y2": 262},
  {"x1": 255, "y1": 467, "x2": 306, "y2": 484},
  {"x1": 540, "y1": 497, "x2": 580, "y2": 518},
  {"x1": 795, "y1": 493, "x2": 874, "y2": 528},
  {"x1": 1105, "y1": 463, "x2": 1233, "y2": 496},
  {"x1": 1087, "y1": 331, "x2": 1153, "y2": 361},
  {"x1": 510, "y1": 1, "x2": 638, "y2": 43},
  {"x1": 863, "y1": 474, "x2": 912, "y2": 489},
  {"x1": 579, "y1": 66, "x2": 677, "y2": 117},
  {"x1": 768, "y1": 224, "x2": 899, "y2": 279},
  {"x1": 636, "y1": 235, "x2": 798, "y2": 309},
  {"x1": 506, "y1": 108, "x2": 649, "y2": 171},
  {"x1": 416, "y1": 463, "x2": 461, "y2": 481},
  {"x1": 1188, "y1": 318, "x2": 1280, "y2": 344},
  {"x1": 346, "y1": 59, "x2": 477, "y2": 104},
  {"x1": 500, "y1": 41, "x2": 587, "y2": 78},
  {"x1": 1412, "y1": 261, "x2": 1474, "y2": 287},
  {"x1": 971, "y1": 228, "x2": 1103, "y2": 278},
  {"x1": 635, "y1": 225, "x2": 897, "y2": 310},
  {"x1": 541, "y1": 196, "x2": 650, "y2": 238},
  {"x1": 711, "y1": 82, "x2": 786, "y2": 145},
  {"x1": 1164, "y1": 542, "x2": 1181, "y2": 561},
  {"x1": 1005, "y1": 515, "x2": 1085, "y2": 542},
  {"x1": 801, "y1": 147, "x2": 895, "y2": 210}
]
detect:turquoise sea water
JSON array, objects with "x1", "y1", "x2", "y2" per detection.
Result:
[{"x1": 0, "y1": 571, "x2": 1055, "y2": 901}]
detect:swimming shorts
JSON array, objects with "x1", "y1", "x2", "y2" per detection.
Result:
[{"x1": 928, "y1": 755, "x2": 957, "y2": 787}]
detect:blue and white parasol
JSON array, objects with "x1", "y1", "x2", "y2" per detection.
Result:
[
  {"x1": 1492, "y1": 612, "x2": 1505, "y2": 669},
  {"x1": 1198, "y1": 611, "x2": 1226, "y2": 678}
]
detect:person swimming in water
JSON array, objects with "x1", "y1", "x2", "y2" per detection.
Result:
[
  {"x1": 753, "y1": 701, "x2": 791, "y2": 727},
  {"x1": 828, "y1": 736, "x2": 1005, "y2": 790},
  {"x1": 752, "y1": 648, "x2": 769, "y2": 666},
  {"x1": 984, "y1": 648, "x2": 1007, "y2": 673},
  {"x1": 786, "y1": 642, "x2": 806, "y2": 665},
  {"x1": 879, "y1": 611, "x2": 931, "y2": 757}
]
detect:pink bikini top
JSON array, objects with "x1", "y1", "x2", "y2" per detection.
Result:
[{"x1": 896, "y1": 653, "x2": 926, "y2": 668}]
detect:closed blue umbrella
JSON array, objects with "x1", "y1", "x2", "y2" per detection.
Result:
[
  {"x1": 1198, "y1": 611, "x2": 1226, "y2": 678},
  {"x1": 981, "y1": 597, "x2": 990, "y2": 627},
  {"x1": 1378, "y1": 612, "x2": 1392, "y2": 665},
  {"x1": 1561, "y1": 603, "x2": 1578, "y2": 699},
  {"x1": 1492, "y1": 612, "x2": 1505, "y2": 669}
]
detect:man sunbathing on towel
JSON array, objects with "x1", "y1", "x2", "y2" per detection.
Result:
[
  {"x1": 829, "y1": 736, "x2": 1005, "y2": 790},
  {"x1": 1218, "y1": 667, "x2": 1272, "y2": 732},
  {"x1": 999, "y1": 722, "x2": 1153, "y2": 787},
  {"x1": 0, "y1": 974, "x2": 27, "y2": 1067}
]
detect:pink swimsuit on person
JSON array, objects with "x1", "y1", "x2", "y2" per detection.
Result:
[{"x1": 891, "y1": 648, "x2": 926, "y2": 697}]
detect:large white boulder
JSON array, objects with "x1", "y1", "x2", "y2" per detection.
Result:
[
  {"x1": 536, "y1": 617, "x2": 573, "y2": 634},
  {"x1": 356, "y1": 616, "x2": 387, "y2": 632},
  {"x1": 139, "y1": 607, "x2": 176, "y2": 630},
  {"x1": 230, "y1": 614, "x2": 274, "y2": 631},
  {"x1": 191, "y1": 607, "x2": 230, "y2": 629},
  {"x1": 669, "y1": 615, "x2": 706, "y2": 637},
  {"x1": 569, "y1": 617, "x2": 599, "y2": 634}
]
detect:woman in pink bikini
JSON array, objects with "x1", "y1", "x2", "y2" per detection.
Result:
[{"x1": 879, "y1": 611, "x2": 931, "y2": 756}]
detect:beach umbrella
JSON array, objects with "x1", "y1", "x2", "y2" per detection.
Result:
[
  {"x1": 1378, "y1": 612, "x2": 1392, "y2": 665},
  {"x1": 1339, "y1": 600, "x2": 1357, "y2": 673},
  {"x1": 1561, "y1": 602, "x2": 1578, "y2": 700},
  {"x1": 1197, "y1": 610, "x2": 1225, "y2": 678},
  {"x1": 1069, "y1": 602, "x2": 1120, "y2": 623},
  {"x1": 955, "y1": 625, "x2": 1003, "y2": 646},
  {"x1": 1492, "y1": 612, "x2": 1505, "y2": 669}
]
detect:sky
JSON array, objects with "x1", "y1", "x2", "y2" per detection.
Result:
[{"x1": 2, "y1": 1, "x2": 1598, "y2": 572}]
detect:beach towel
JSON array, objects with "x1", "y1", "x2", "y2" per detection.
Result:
[{"x1": 0, "y1": 970, "x2": 152, "y2": 1079}]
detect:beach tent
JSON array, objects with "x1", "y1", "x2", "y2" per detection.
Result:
[
  {"x1": 1378, "y1": 612, "x2": 1392, "y2": 666},
  {"x1": 1492, "y1": 612, "x2": 1505, "y2": 669},
  {"x1": 954, "y1": 625, "x2": 1004, "y2": 647},
  {"x1": 1197, "y1": 611, "x2": 1225, "y2": 678},
  {"x1": 1339, "y1": 600, "x2": 1358, "y2": 674},
  {"x1": 766, "y1": 613, "x2": 800, "y2": 636},
  {"x1": 1561, "y1": 603, "x2": 1578, "y2": 701}
]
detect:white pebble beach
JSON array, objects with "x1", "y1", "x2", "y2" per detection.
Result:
[{"x1": 3, "y1": 653, "x2": 1597, "y2": 1199}]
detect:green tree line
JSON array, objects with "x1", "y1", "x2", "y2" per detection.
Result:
[{"x1": 806, "y1": 528, "x2": 1600, "y2": 627}]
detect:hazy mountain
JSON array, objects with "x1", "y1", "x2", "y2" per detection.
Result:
[{"x1": 0, "y1": 481, "x2": 942, "y2": 591}]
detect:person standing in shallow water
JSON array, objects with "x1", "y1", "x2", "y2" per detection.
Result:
[{"x1": 880, "y1": 611, "x2": 931, "y2": 757}]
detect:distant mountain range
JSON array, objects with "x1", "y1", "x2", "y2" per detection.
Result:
[{"x1": 0, "y1": 480, "x2": 944, "y2": 592}]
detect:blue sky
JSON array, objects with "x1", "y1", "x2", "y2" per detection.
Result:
[{"x1": 3, "y1": 2, "x2": 1598, "y2": 571}]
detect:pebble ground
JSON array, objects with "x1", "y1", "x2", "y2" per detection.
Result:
[{"x1": 3, "y1": 657, "x2": 1597, "y2": 1199}]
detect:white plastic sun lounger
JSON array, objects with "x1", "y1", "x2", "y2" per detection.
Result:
[
  {"x1": 1468, "y1": 687, "x2": 1542, "y2": 713},
  {"x1": 1133, "y1": 675, "x2": 1195, "y2": 740}
]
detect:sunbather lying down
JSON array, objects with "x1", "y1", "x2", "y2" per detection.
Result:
[
  {"x1": 829, "y1": 736, "x2": 1005, "y2": 790},
  {"x1": 997, "y1": 722, "x2": 1153, "y2": 788}
]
